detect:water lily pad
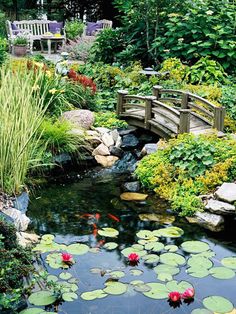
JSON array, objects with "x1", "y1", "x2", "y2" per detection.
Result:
[
  {"x1": 81, "y1": 289, "x2": 108, "y2": 301},
  {"x1": 143, "y1": 283, "x2": 169, "y2": 299},
  {"x1": 130, "y1": 280, "x2": 144, "y2": 285},
  {"x1": 136, "y1": 230, "x2": 153, "y2": 239},
  {"x1": 46, "y1": 253, "x2": 65, "y2": 269},
  {"x1": 130, "y1": 269, "x2": 143, "y2": 276},
  {"x1": 157, "y1": 273, "x2": 173, "y2": 282},
  {"x1": 103, "y1": 282, "x2": 127, "y2": 295},
  {"x1": 133, "y1": 283, "x2": 151, "y2": 292},
  {"x1": 166, "y1": 280, "x2": 193, "y2": 293},
  {"x1": 19, "y1": 309, "x2": 45, "y2": 314},
  {"x1": 221, "y1": 257, "x2": 236, "y2": 269},
  {"x1": 28, "y1": 291, "x2": 57, "y2": 306},
  {"x1": 188, "y1": 256, "x2": 213, "y2": 269},
  {"x1": 187, "y1": 267, "x2": 209, "y2": 278},
  {"x1": 145, "y1": 242, "x2": 164, "y2": 252},
  {"x1": 193, "y1": 250, "x2": 215, "y2": 259},
  {"x1": 121, "y1": 247, "x2": 147, "y2": 258},
  {"x1": 203, "y1": 296, "x2": 234, "y2": 313},
  {"x1": 42, "y1": 234, "x2": 55, "y2": 241},
  {"x1": 98, "y1": 227, "x2": 119, "y2": 237},
  {"x1": 160, "y1": 253, "x2": 185, "y2": 266},
  {"x1": 109, "y1": 271, "x2": 125, "y2": 279},
  {"x1": 191, "y1": 309, "x2": 213, "y2": 314},
  {"x1": 154, "y1": 264, "x2": 180, "y2": 276},
  {"x1": 165, "y1": 245, "x2": 178, "y2": 252},
  {"x1": 120, "y1": 192, "x2": 148, "y2": 201},
  {"x1": 153, "y1": 227, "x2": 184, "y2": 238},
  {"x1": 103, "y1": 242, "x2": 118, "y2": 250},
  {"x1": 209, "y1": 267, "x2": 235, "y2": 279},
  {"x1": 89, "y1": 247, "x2": 100, "y2": 253},
  {"x1": 142, "y1": 254, "x2": 159, "y2": 264},
  {"x1": 132, "y1": 244, "x2": 144, "y2": 250},
  {"x1": 181, "y1": 241, "x2": 210, "y2": 254},
  {"x1": 62, "y1": 292, "x2": 78, "y2": 302},
  {"x1": 47, "y1": 275, "x2": 58, "y2": 282},
  {"x1": 67, "y1": 243, "x2": 89, "y2": 255},
  {"x1": 90, "y1": 267, "x2": 103, "y2": 274},
  {"x1": 59, "y1": 272, "x2": 72, "y2": 280}
]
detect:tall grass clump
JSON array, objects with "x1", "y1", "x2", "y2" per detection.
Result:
[{"x1": 0, "y1": 67, "x2": 49, "y2": 194}]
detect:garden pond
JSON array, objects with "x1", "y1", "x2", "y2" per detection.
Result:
[{"x1": 25, "y1": 169, "x2": 236, "y2": 314}]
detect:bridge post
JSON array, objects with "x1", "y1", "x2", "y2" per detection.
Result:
[
  {"x1": 213, "y1": 107, "x2": 225, "y2": 132},
  {"x1": 153, "y1": 85, "x2": 163, "y2": 99},
  {"x1": 181, "y1": 92, "x2": 189, "y2": 109},
  {"x1": 117, "y1": 90, "x2": 128, "y2": 116},
  {"x1": 145, "y1": 96, "x2": 156, "y2": 129},
  {"x1": 179, "y1": 109, "x2": 191, "y2": 133}
]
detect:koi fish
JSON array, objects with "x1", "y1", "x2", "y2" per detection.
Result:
[
  {"x1": 96, "y1": 240, "x2": 105, "y2": 248},
  {"x1": 81, "y1": 213, "x2": 94, "y2": 219},
  {"x1": 108, "y1": 213, "x2": 120, "y2": 222},
  {"x1": 95, "y1": 213, "x2": 101, "y2": 221}
]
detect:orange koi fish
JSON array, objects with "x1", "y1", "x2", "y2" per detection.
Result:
[
  {"x1": 81, "y1": 213, "x2": 94, "y2": 219},
  {"x1": 95, "y1": 213, "x2": 101, "y2": 221},
  {"x1": 108, "y1": 213, "x2": 120, "y2": 222}
]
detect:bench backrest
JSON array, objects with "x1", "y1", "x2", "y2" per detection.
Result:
[{"x1": 97, "y1": 19, "x2": 113, "y2": 29}]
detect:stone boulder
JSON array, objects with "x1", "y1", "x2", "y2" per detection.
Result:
[
  {"x1": 109, "y1": 146, "x2": 124, "y2": 158},
  {"x1": 92, "y1": 143, "x2": 110, "y2": 156},
  {"x1": 95, "y1": 155, "x2": 119, "y2": 167},
  {"x1": 205, "y1": 199, "x2": 235, "y2": 215},
  {"x1": 61, "y1": 109, "x2": 94, "y2": 130},
  {"x1": 141, "y1": 143, "x2": 157, "y2": 157},
  {"x1": 122, "y1": 181, "x2": 141, "y2": 192},
  {"x1": 2, "y1": 207, "x2": 30, "y2": 231},
  {"x1": 102, "y1": 132, "x2": 114, "y2": 147},
  {"x1": 17, "y1": 231, "x2": 40, "y2": 247},
  {"x1": 95, "y1": 127, "x2": 110, "y2": 135},
  {"x1": 215, "y1": 183, "x2": 236, "y2": 203},
  {"x1": 120, "y1": 192, "x2": 148, "y2": 201},
  {"x1": 121, "y1": 134, "x2": 139, "y2": 149},
  {"x1": 118, "y1": 126, "x2": 137, "y2": 136},
  {"x1": 186, "y1": 211, "x2": 224, "y2": 232}
]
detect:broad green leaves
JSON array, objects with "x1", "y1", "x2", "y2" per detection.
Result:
[
  {"x1": 181, "y1": 241, "x2": 210, "y2": 254},
  {"x1": 203, "y1": 296, "x2": 234, "y2": 313},
  {"x1": 221, "y1": 257, "x2": 236, "y2": 270},
  {"x1": 98, "y1": 227, "x2": 119, "y2": 237},
  {"x1": 28, "y1": 291, "x2": 57, "y2": 306}
]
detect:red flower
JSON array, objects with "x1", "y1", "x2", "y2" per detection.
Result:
[
  {"x1": 128, "y1": 253, "x2": 139, "y2": 262},
  {"x1": 168, "y1": 291, "x2": 181, "y2": 302},
  {"x1": 181, "y1": 288, "x2": 195, "y2": 300},
  {"x1": 61, "y1": 252, "x2": 73, "y2": 263},
  {"x1": 67, "y1": 69, "x2": 97, "y2": 94}
]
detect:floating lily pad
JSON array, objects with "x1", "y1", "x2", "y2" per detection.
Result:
[
  {"x1": 103, "y1": 282, "x2": 127, "y2": 295},
  {"x1": 42, "y1": 234, "x2": 55, "y2": 242},
  {"x1": 221, "y1": 257, "x2": 236, "y2": 269},
  {"x1": 153, "y1": 227, "x2": 184, "y2": 238},
  {"x1": 136, "y1": 230, "x2": 153, "y2": 239},
  {"x1": 142, "y1": 254, "x2": 159, "y2": 264},
  {"x1": 145, "y1": 242, "x2": 164, "y2": 252},
  {"x1": 19, "y1": 309, "x2": 46, "y2": 314},
  {"x1": 67, "y1": 243, "x2": 89, "y2": 255},
  {"x1": 89, "y1": 248, "x2": 100, "y2": 254},
  {"x1": 46, "y1": 253, "x2": 65, "y2": 269},
  {"x1": 130, "y1": 269, "x2": 143, "y2": 276},
  {"x1": 133, "y1": 283, "x2": 151, "y2": 292},
  {"x1": 120, "y1": 192, "x2": 148, "y2": 201},
  {"x1": 166, "y1": 280, "x2": 193, "y2": 293},
  {"x1": 181, "y1": 241, "x2": 210, "y2": 254},
  {"x1": 103, "y1": 242, "x2": 118, "y2": 250},
  {"x1": 143, "y1": 283, "x2": 169, "y2": 299},
  {"x1": 165, "y1": 245, "x2": 178, "y2": 252},
  {"x1": 109, "y1": 271, "x2": 125, "y2": 279},
  {"x1": 62, "y1": 292, "x2": 78, "y2": 302},
  {"x1": 121, "y1": 247, "x2": 147, "y2": 258},
  {"x1": 154, "y1": 264, "x2": 180, "y2": 276},
  {"x1": 157, "y1": 273, "x2": 173, "y2": 282},
  {"x1": 81, "y1": 289, "x2": 108, "y2": 301},
  {"x1": 98, "y1": 227, "x2": 119, "y2": 238},
  {"x1": 193, "y1": 250, "x2": 215, "y2": 259},
  {"x1": 59, "y1": 272, "x2": 72, "y2": 280},
  {"x1": 187, "y1": 267, "x2": 209, "y2": 278},
  {"x1": 191, "y1": 309, "x2": 213, "y2": 314},
  {"x1": 47, "y1": 275, "x2": 58, "y2": 283},
  {"x1": 203, "y1": 296, "x2": 234, "y2": 313},
  {"x1": 130, "y1": 280, "x2": 144, "y2": 285},
  {"x1": 28, "y1": 291, "x2": 57, "y2": 306},
  {"x1": 160, "y1": 253, "x2": 185, "y2": 266},
  {"x1": 188, "y1": 256, "x2": 213, "y2": 269},
  {"x1": 132, "y1": 244, "x2": 144, "y2": 250},
  {"x1": 90, "y1": 268, "x2": 103, "y2": 274},
  {"x1": 209, "y1": 267, "x2": 235, "y2": 279}
]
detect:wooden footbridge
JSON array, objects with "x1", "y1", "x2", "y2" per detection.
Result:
[{"x1": 117, "y1": 86, "x2": 225, "y2": 138}]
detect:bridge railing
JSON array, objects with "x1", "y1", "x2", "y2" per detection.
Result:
[{"x1": 153, "y1": 85, "x2": 225, "y2": 132}]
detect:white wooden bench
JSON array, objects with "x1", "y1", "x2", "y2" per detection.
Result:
[{"x1": 6, "y1": 20, "x2": 66, "y2": 53}]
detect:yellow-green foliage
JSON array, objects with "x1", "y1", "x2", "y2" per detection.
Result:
[
  {"x1": 94, "y1": 112, "x2": 128, "y2": 129},
  {"x1": 136, "y1": 134, "x2": 236, "y2": 216},
  {"x1": 160, "y1": 58, "x2": 188, "y2": 82},
  {"x1": 183, "y1": 84, "x2": 222, "y2": 102}
]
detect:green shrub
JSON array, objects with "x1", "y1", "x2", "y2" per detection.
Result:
[
  {"x1": 65, "y1": 20, "x2": 84, "y2": 40},
  {"x1": 220, "y1": 85, "x2": 236, "y2": 120},
  {"x1": 13, "y1": 36, "x2": 28, "y2": 46},
  {"x1": 94, "y1": 112, "x2": 128, "y2": 129},
  {"x1": 0, "y1": 37, "x2": 7, "y2": 66}
]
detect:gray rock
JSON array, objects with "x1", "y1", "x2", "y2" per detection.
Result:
[
  {"x1": 141, "y1": 143, "x2": 157, "y2": 156},
  {"x1": 215, "y1": 183, "x2": 236, "y2": 203},
  {"x1": 92, "y1": 143, "x2": 110, "y2": 156},
  {"x1": 17, "y1": 231, "x2": 40, "y2": 247},
  {"x1": 123, "y1": 181, "x2": 141, "y2": 192},
  {"x1": 2, "y1": 208, "x2": 30, "y2": 231},
  {"x1": 109, "y1": 146, "x2": 124, "y2": 158},
  {"x1": 118, "y1": 126, "x2": 137, "y2": 136},
  {"x1": 139, "y1": 133, "x2": 154, "y2": 143},
  {"x1": 0, "y1": 211, "x2": 14, "y2": 224},
  {"x1": 115, "y1": 136, "x2": 122, "y2": 148},
  {"x1": 14, "y1": 192, "x2": 29, "y2": 214},
  {"x1": 95, "y1": 155, "x2": 119, "y2": 168},
  {"x1": 121, "y1": 134, "x2": 139, "y2": 149},
  {"x1": 186, "y1": 211, "x2": 224, "y2": 232},
  {"x1": 102, "y1": 132, "x2": 114, "y2": 147},
  {"x1": 95, "y1": 127, "x2": 110, "y2": 135},
  {"x1": 61, "y1": 109, "x2": 94, "y2": 130},
  {"x1": 53, "y1": 153, "x2": 72, "y2": 163},
  {"x1": 205, "y1": 199, "x2": 235, "y2": 215},
  {"x1": 110, "y1": 129, "x2": 120, "y2": 143}
]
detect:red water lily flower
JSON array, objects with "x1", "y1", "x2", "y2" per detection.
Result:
[
  {"x1": 61, "y1": 252, "x2": 73, "y2": 264},
  {"x1": 168, "y1": 291, "x2": 181, "y2": 302},
  {"x1": 181, "y1": 288, "x2": 195, "y2": 300},
  {"x1": 128, "y1": 253, "x2": 139, "y2": 262}
]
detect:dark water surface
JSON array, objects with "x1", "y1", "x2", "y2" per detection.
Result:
[{"x1": 28, "y1": 171, "x2": 236, "y2": 314}]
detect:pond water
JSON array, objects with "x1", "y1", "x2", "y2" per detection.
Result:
[{"x1": 27, "y1": 170, "x2": 236, "y2": 314}]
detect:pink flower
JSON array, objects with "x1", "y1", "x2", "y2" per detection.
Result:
[
  {"x1": 61, "y1": 252, "x2": 73, "y2": 264},
  {"x1": 181, "y1": 288, "x2": 195, "y2": 300},
  {"x1": 168, "y1": 291, "x2": 181, "y2": 302},
  {"x1": 128, "y1": 253, "x2": 139, "y2": 262}
]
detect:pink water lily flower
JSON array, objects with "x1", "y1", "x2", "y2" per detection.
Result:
[
  {"x1": 61, "y1": 252, "x2": 73, "y2": 264},
  {"x1": 168, "y1": 291, "x2": 181, "y2": 302},
  {"x1": 128, "y1": 253, "x2": 140, "y2": 266},
  {"x1": 181, "y1": 288, "x2": 195, "y2": 299}
]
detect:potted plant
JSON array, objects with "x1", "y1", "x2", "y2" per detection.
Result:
[{"x1": 13, "y1": 36, "x2": 28, "y2": 57}]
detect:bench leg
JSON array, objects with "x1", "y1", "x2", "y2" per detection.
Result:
[
  {"x1": 47, "y1": 39, "x2": 51, "y2": 55},
  {"x1": 40, "y1": 40, "x2": 44, "y2": 53}
]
